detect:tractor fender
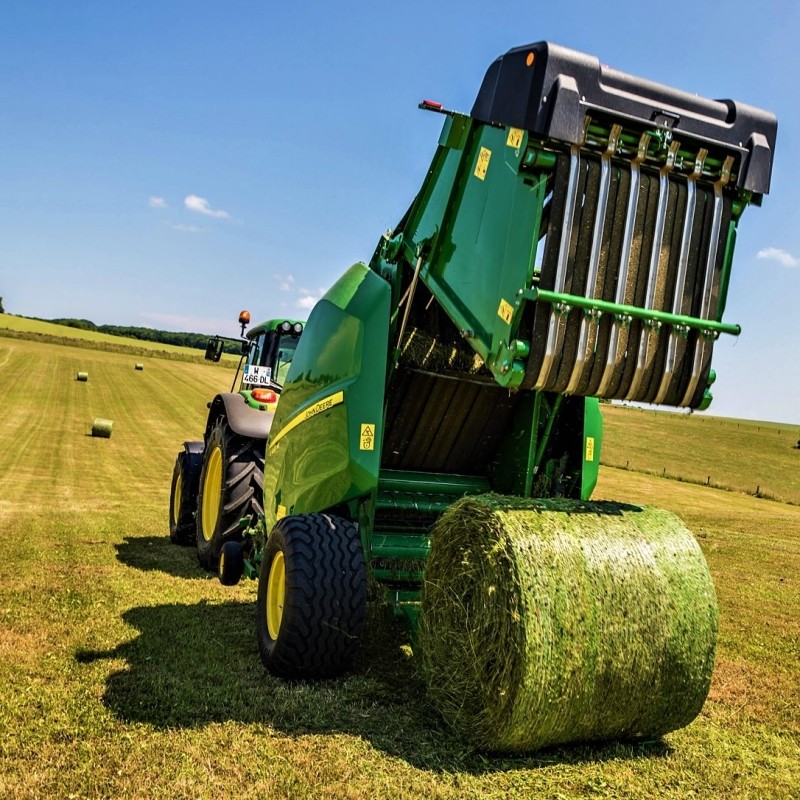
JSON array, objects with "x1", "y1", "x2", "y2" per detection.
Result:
[
  {"x1": 180, "y1": 440, "x2": 205, "y2": 495},
  {"x1": 182, "y1": 440, "x2": 204, "y2": 456},
  {"x1": 207, "y1": 393, "x2": 275, "y2": 442},
  {"x1": 181, "y1": 440, "x2": 205, "y2": 473}
]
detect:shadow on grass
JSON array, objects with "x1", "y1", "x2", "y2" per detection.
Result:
[
  {"x1": 115, "y1": 535, "x2": 210, "y2": 580},
  {"x1": 75, "y1": 599, "x2": 671, "y2": 773}
]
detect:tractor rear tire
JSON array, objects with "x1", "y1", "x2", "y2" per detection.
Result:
[
  {"x1": 257, "y1": 513, "x2": 366, "y2": 679},
  {"x1": 169, "y1": 449, "x2": 202, "y2": 545},
  {"x1": 195, "y1": 416, "x2": 264, "y2": 570}
]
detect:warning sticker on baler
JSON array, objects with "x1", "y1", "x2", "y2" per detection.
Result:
[
  {"x1": 497, "y1": 298, "x2": 514, "y2": 324},
  {"x1": 585, "y1": 437, "x2": 595, "y2": 463},
  {"x1": 506, "y1": 128, "x2": 524, "y2": 149},
  {"x1": 474, "y1": 147, "x2": 491, "y2": 180},
  {"x1": 360, "y1": 424, "x2": 375, "y2": 451}
]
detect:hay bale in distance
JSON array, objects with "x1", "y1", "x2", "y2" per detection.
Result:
[
  {"x1": 134, "y1": 363, "x2": 144, "y2": 371},
  {"x1": 420, "y1": 495, "x2": 718, "y2": 752},
  {"x1": 76, "y1": 372, "x2": 89, "y2": 382},
  {"x1": 91, "y1": 418, "x2": 113, "y2": 438}
]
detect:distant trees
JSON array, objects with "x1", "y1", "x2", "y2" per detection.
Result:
[
  {"x1": 0, "y1": 297, "x2": 4, "y2": 314},
  {"x1": 51, "y1": 318, "x2": 96, "y2": 331},
  {"x1": 47, "y1": 318, "x2": 241, "y2": 354}
]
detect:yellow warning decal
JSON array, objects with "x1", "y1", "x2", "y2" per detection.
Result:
[
  {"x1": 585, "y1": 436, "x2": 595, "y2": 463},
  {"x1": 360, "y1": 423, "x2": 375, "y2": 451},
  {"x1": 497, "y1": 298, "x2": 514, "y2": 324},
  {"x1": 506, "y1": 127, "x2": 524, "y2": 149},
  {"x1": 277, "y1": 504, "x2": 287, "y2": 520},
  {"x1": 474, "y1": 147, "x2": 491, "y2": 180},
  {"x1": 268, "y1": 390, "x2": 344, "y2": 453}
]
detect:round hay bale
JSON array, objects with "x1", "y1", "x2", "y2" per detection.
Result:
[
  {"x1": 91, "y1": 418, "x2": 113, "y2": 438},
  {"x1": 76, "y1": 371, "x2": 89, "y2": 382},
  {"x1": 134, "y1": 363, "x2": 144, "y2": 371},
  {"x1": 420, "y1": 495, "x2": 718, "y2": 752}
]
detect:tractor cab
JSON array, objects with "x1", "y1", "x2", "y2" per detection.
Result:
[
  {"x1": 240, "y1": 318, "x2": 305, "y2": 403},
  {"x1": 203, "y1": 313, "x2": 305, "y2": 410}
]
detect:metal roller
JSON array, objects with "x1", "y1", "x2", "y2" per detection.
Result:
[
  {"x1": 595, "y1": 132, "x2": 651, "y2": 397},
  {"x1": 680, "y1": 156, "x2": 735, "y2": 407},
  {"x1": 565, "y1": 125, "x2": 622, "y2": 395},
  {"x1": 653, "y1": 149, "x2": 707, "y2": 405},
  {"x1": 625, "y1": 140, "x2": 680, "y2": 401},
  {"x1": 551, "y1": 157, "x2": 602, "y2": 393},
  {"x1": 533, "y1": 145, "x2": 583, "y2": 391}
]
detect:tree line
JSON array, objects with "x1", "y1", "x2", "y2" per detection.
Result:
[{"x1": 46, "y1": 318, "x2": 242, "y2": 355}]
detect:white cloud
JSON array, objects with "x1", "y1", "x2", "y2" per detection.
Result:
[
  {"x1": 756, "y1": 247, "x2": 800, "y2": 269},
  {"x1": 296, "y1": 295, "x2": 318, "y2": 310},
  {"x1": 171, "y1": 224, "x2": 203, "y2": 233},
  {"x1": 149, "y1": 196, "x2": 167, "y2": 209},
  {"x1": 184, "y1": 194, "x2": 231, "y2": 219},
  {"x1": 276, "y1": 273, "x2": 295, "y2": 292}
]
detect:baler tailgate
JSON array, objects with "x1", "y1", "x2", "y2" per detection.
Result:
[
  {"x1": 527, "y1": 134, "x2": 735, "y2": 407},
  {"x1": 380, "y1": 41, "x2": 776, "y2": 410}
]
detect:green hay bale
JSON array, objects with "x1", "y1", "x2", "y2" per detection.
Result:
[
  {"x1": 134, "y1": 363, "x2": 144, "y2": 371},
  {"x1": 76, "y1": 371, "x2": 89, "y2": 382},
  {"x1": 91, "y1": 418, "x2": 113, "y2": 438},
  {"x1": 420, "y1": 495, "x2": 718, "y2": 752}
]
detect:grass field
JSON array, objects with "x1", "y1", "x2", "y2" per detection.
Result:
[
  {"x1": 0, "y1": 336, "x2": 797, "y2": 799},
  {"x1": 0, "y1": 312, "x2": 239, "y2": 365},
  {"x1": 601, "y1": 404, "x2": 800, "y2": 505}
]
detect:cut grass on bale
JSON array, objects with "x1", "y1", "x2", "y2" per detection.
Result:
[
  {"x1": 421, "y1": 497, "x2": 718, "y2": 752},
  {"x1": 0, "y1": 335, "x2": 798, "y2": 798}
]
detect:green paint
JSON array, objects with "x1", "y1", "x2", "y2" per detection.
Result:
[
  {"x1": 262, "y1": 263, "x2": 390, "y2": 533},
  {"x1": 581, "y1": 398, "x2": 603, "y2": 500},
  {"x1": 525, "y1": 288, "x2": 741, "y2": 337}
]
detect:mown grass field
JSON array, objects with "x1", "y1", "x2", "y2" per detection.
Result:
[
  {"x1": 601, "y1": 404, "x2": 800, "y2": 505},
  {"x1": 0, "y1": 335, "x2": 797, "y2": 799},
  {"x1": 0, "y1": 313, "x2": 239, "y2": 365}
]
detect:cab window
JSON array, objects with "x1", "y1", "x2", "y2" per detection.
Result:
[
  {"x1": 247, "y1": 333, "x2": 266, "y2": 369},
  {"x1": 242, "y1": 332, "x2": 270, "y2": 388},
  {"x1": 275, "y1": 335, "x2": 298, "y2": 385}
]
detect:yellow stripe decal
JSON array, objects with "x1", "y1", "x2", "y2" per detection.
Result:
[{"x1": 268, "y1": 390, "x2": 344, "y2": 452}]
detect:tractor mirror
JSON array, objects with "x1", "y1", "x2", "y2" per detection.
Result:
[{"x1": 205, "y1": 336, "x2": 225, "y2": 362}]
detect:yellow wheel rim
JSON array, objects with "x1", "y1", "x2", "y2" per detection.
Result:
[
  {"x1": 266, "y1": 551, "x2": 286, "y2": 640},
  {"x1": 201, "y1": 446, "x2": 223, "y2": 542},
  {"x1": 172, "y1": 472, "x2": 183, "y2": 526}
]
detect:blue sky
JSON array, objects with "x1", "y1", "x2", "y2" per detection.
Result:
[{"x1": 1, "y1": 1, "x2": 798, "y2": 423}]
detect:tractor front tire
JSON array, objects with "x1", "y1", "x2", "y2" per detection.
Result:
[
  {"x1": 169, "y1": 448, "x2": 202, "y2": 545},
  {"x1": 195, "y1": 417, "x2": 264, "y2": 570},
  {"x1": 257, "y1": 514, "x2": 366, "y2": 679},
  {"x1": 218, "y1": 540, "x2": 245, "y2": 586}
]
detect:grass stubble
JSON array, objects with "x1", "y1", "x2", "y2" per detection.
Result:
[{"x1": 0, "y1": 333, "x2": 797, "y2": 798}]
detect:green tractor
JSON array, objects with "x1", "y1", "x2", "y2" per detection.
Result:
[
  {"x1": 168, "y1": 313, "x2": 304, "y2": 574},
  {"x1": 170, "y1": 41, "x2": 776, "y2": 751}
]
